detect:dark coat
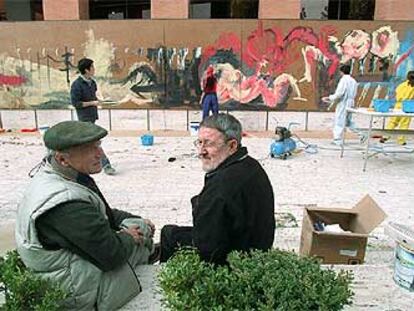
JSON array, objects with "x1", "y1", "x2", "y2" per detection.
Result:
[
  {"x1": 192, "y1": 146, "x2": 275, "y2": 264},
  {"x1": 70, "y1": 76, "x2": 99, "y2": 122}
]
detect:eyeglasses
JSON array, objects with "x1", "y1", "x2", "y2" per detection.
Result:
[{"x1": 193, "y1": 139, "x2": 227, "y2": 149}]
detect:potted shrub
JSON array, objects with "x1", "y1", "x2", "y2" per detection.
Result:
[
  {"x1": 0, "y1": 250, "x2": 67, "y2": 310},
  {"x1": 159, "y1": 248, "x2": 353, "y2": 310}
]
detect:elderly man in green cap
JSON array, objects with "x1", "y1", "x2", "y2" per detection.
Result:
[{"x1": 15, "y1": 121, "x2": 159, "y2": 310}]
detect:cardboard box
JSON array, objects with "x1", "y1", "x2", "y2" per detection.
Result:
[{"x1": 299, "y1": 195, "x2": 387, "y2": 264}]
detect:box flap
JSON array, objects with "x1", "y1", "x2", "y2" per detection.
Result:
[
  {"x1": 314, "y1": 231, "x2": 369, "y2": 238},
  {"x1": 306, "y1": 207, "x2": 356, "y2": 214},
  {"x1": 351, "y1": 195, "x2": 387, "y2": 233}
]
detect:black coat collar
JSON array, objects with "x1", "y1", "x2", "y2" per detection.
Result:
[{"x1": 205, "y1": 147, "x2": 248, "y2": 178}]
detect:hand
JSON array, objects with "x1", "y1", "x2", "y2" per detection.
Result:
[
  {"x1": 121, "y1": 226, "x2": 144, "y2": 245},
  {"x1": 144, "y1": 219, "x2": 155, "y2": 238},
  {"x1": 321, "y1": 97, "x2": 330, "y2": 103}
]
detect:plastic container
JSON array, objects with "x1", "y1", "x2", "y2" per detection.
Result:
[
  {"x1": 402, "y1": 100, "x2": 414, "y2": 113},
  {"x1": 372, "y1": 99, "x2": 395, "y2": 112},
  {"x1": 393, "y1": 243, "x2": 414, "y2": 291},
  {"x1": 189, "y1": 122, "x2": 200, "y2": 137},
  {"x1": 140, "y1": 134, "x2": 154, "y2": 146},
  {"x1": 385, "y1": 222, "x2": 414, "y2": 291}
]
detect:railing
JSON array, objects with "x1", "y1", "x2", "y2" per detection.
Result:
[
  {"x1": 1, "y1": 107, "x2": 402, "y2": 132},
  {"x1": 0, "y1": 108, "x2": 326, "y2": 132}
]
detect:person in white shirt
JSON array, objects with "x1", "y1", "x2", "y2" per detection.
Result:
[{"x1": 322, "y1": 64, "x2": 361, "y2": 145}]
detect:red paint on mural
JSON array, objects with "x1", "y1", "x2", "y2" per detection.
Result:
[
  {"x1": 0, "y1": 74, "x2": 26, "y2": 86},
  {"x1": 202, "y1": 32, "x2": 241, "y2": 65},
  {"x1": 204, "y1": 21, "x2": 340, "y2": 79}
]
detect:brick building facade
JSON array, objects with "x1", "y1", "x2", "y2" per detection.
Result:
[
  {"x1": 42, "y1": 0, "x2": 414, "y2": 21},
  {"x1": 1, "y1": 0, "x2": 414, "y2": 21}
]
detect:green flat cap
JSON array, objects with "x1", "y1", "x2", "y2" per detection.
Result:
[{"x1": 44, "y1": 121, "x2": 108, "y2": 151}]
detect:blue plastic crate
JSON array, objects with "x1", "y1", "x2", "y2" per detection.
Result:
[
  {"x1": 373, "y1": 99, "x2": 395, "y2": 112},
  {"x1": 402, "y1": 100, "x2": 414, "y2": 113},
  {"x1": 140, "y1": 134, "x2": 154, "y2": 146}
]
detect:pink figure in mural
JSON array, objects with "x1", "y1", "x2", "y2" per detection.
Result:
[
  {"x1": 340, "y1": 30, "x2": 371, "y2": 63},
  {"x1": 215, "y1": 61, "x2": 303, "y2": 108},
  {"x1": 300, "y1": 30, "x2": 371, "y2": 83},
  {"x1": 339, "y1": 30, "x2": 371, "y2": 75},
  {"x1": 202, "y1": 22, "x2": 343, "y2": 108},
  {"x1": 370, "y1": 26, "x2": 399, "y2": 59}
]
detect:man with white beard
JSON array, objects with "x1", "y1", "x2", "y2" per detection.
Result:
[{"x1": 160, "y1": 113, "x2": 275, "y2": 265}]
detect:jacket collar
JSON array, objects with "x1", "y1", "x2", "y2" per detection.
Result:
[
  {"x1": 80, "y1": 75, "x2": 94, "y2": 85},
  {"x1": 48, "y1": 156, "x2": 96, "y2": 189},
  {"x1": 205, "y1": 146, "x2": 248, "y2": 178}
]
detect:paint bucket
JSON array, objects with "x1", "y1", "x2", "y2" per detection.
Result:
[
  {"x1": 385, "y1": 222, "x2": 414, "y2": 291},
  {"x1": 140, "y1": 134, "x2": 154, "y2": 146},
  {"x1": 393, "y1": 243, "x2": 414, "y2": 291},
  {"x1": 189, "y1": 122, "x2": 200, "y2": 137},
  {"x1": 402, "y1": 100, "x2": 414, "y2": 113},
  {"x1": 372, "y1": 99, "x2": 394, "y2": 112}
]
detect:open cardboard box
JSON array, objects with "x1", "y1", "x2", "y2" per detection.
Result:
[{"x1": 299, "y1": 195, "x2": 387, "y2": 264}]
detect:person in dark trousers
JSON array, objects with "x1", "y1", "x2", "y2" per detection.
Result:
[
  {"x1": 15, "y1": 121, "x2": 160, "y2": 310},
  {"x1": 200, "y1": 65, "x2": 219, "y2": 120},
  {"x1": 160, "y1": 113, "x2": 275, "y2": 265},
  {"x1": 70, "y1": 57, "x2": 116, "y2": 175}
]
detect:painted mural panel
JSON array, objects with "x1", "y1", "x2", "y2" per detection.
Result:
[
  {"x1": 0, "y1": 20, "x2": 413, "y2": 111},
  {"x1": 164, "y1": 20, "x2": 242, "y2": 108}
]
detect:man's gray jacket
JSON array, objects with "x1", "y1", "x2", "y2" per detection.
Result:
[{"x1": 15, "y1": 162, "x2": 151, "y2": 310}]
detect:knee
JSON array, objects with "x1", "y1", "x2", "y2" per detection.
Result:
[{"x1": 161, "y1": 224, "x2": 178, "y2": 240}]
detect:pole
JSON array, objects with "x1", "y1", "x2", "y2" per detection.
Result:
[
  {"x1": 186, "y1": 109, "x2": 189, "y2": 131},
  {"x1": 108, "y1": 109, "x2": 112, "y2": 131},
  {"x1": 34, "y1": 109, "x2": 38, "y2": 129},
  {"x1": 305, "y1": 111, "x2": 309, "y2": 131},
  {"x1": 147, "y1": 109, "x2": 150, "y2": 131}
]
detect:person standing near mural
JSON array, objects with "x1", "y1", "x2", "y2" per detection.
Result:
[
  {"x1": 70, "y1": 58, "x2": 116, "y2": 175},
  {"x1": 380, "y1": 71, "x2": 414, "y2": 145},
  {"x1": 322, "y1": 64, "x2": 360, "y2": 145},
  {"x1": 200, "y1": 65, "x2": 219, "y2": 120}
]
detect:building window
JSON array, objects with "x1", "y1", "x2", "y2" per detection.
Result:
[
  {"x1": 89, "y1": 0, "x2": 151, "y2": 20},
  {"x1": 300, "y1": 0, "x2": 375, "y2": 20},
  {"x1": 190, "y1": 0, "x2": 258, "y2": 19},
  {"x1": 32, "y1": 0, "x2": 44, "y2": 20},
  {"x1": 0, "y1": 1, "x2": 6, "y2": 20},
  {"x1": 0, "y1": 0, "x2": 43, "y2": 21}
]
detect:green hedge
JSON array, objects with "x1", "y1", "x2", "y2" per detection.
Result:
[
  {"x1": 159, "y1": 249, "x2": 353, "y2": 311},
  {"x1": 0, "y1": 250, "x2": 67, "y2": 311}
]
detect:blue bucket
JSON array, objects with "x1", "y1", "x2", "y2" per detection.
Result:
[
  {"x1": 402, "y1": 100, "x2": 414, "y2": 113},
  {"x1": 189, "y1": 122, "x2": 200, "y2": 137},
  {"x1": 373, "y1": 99, "x2": 395, "y2": 112},
  {"x1": 140, "y1": 134, "x2": 154, "y2": 146}
]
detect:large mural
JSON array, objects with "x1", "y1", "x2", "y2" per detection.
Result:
[{"x1": 0, "y1": 20, "x2": 413, "y2": 111}]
